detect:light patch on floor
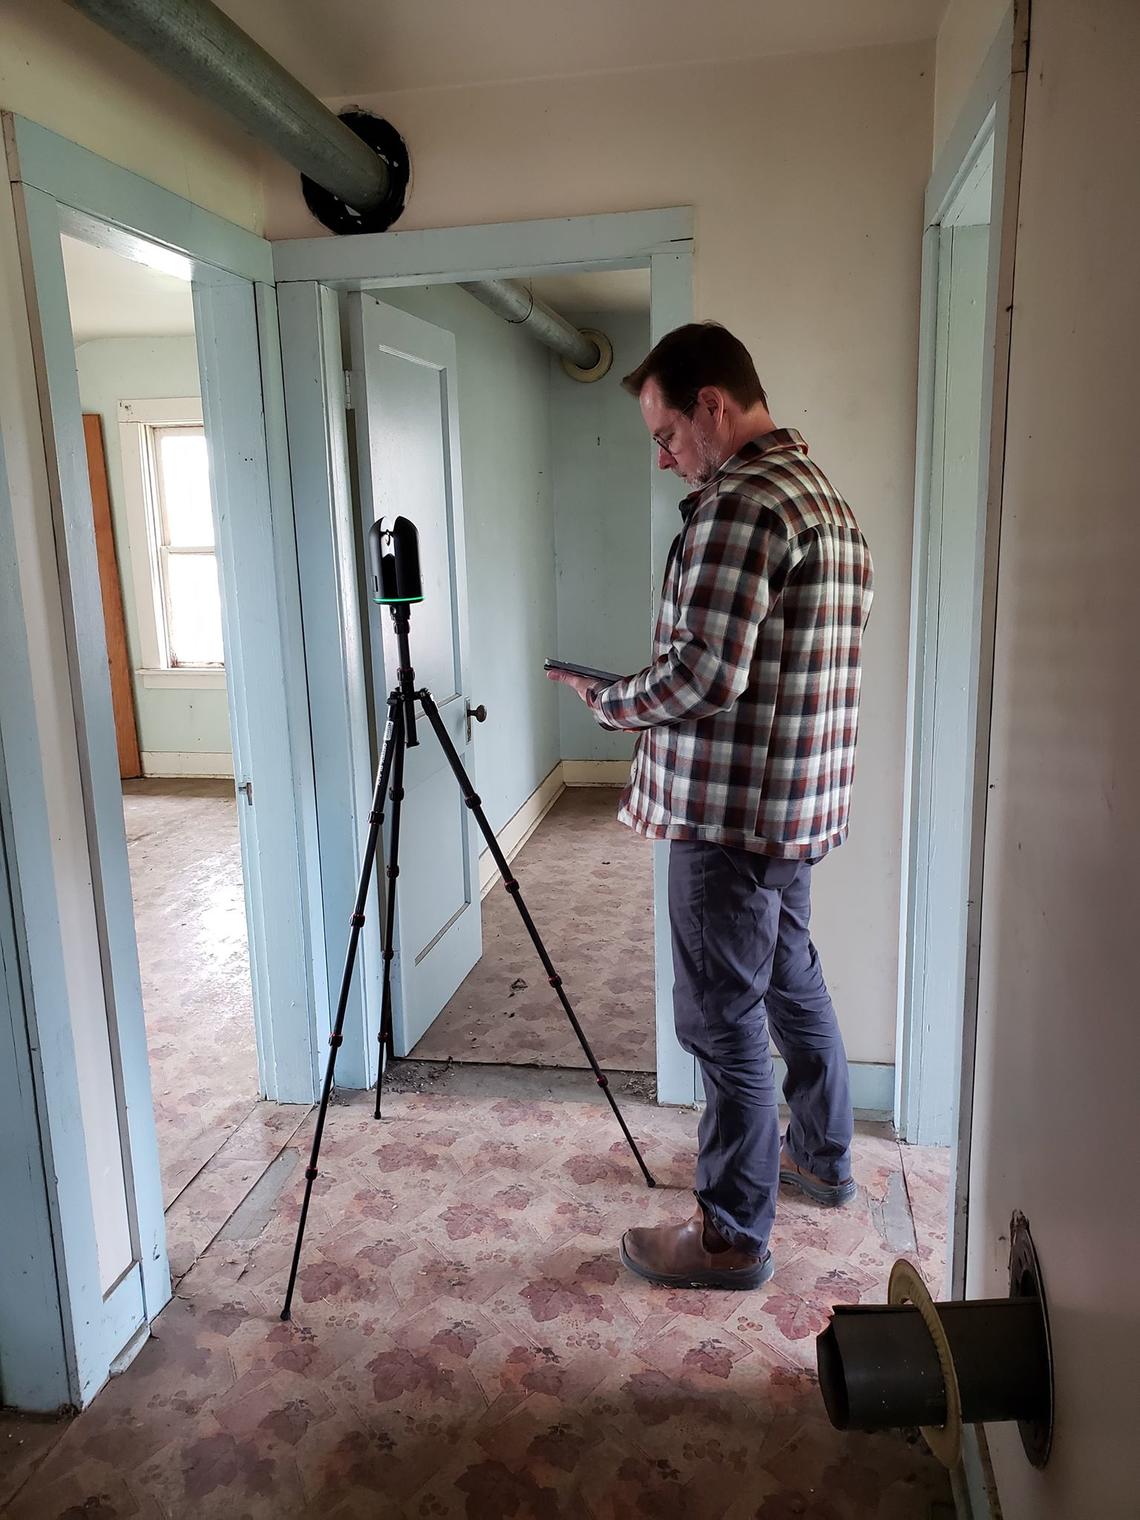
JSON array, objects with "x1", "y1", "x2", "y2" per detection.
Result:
[
  {"x1": 412, "y1": 788, "x2": 655, "y2": 1073},
  {"x1": 122, "y1": 779, "x2": 259, "y2": 1208}
]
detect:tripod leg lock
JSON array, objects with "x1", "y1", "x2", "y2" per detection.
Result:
[
  {"x1": 305, "y1": 1166, "x2": 318, "y2": 1181},
  {"x1": 549, "y1": 975, "x2": 562, "y2": 989},
  {"x1": 389, "y1": 787, "x2": 405, "y2": 803},
  {"x1": 350, "y1": 912, "x2": 366, "y2": 927},
  {"x1": 464, "y1": 794, "x2": 482, "y2": 809},
  {"x1": 386, "y1": 865, "x2": 400, "y2": 881},
  {"x1": 329, "y1": 1033, "x2": 343, "y2": 1048},
  {"x1": 503, "y1": 878, "x2": 520, "y2": 895}
]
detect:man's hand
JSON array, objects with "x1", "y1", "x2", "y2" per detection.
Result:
[{"x1": 545, "y1": 667, "x2": 596, "y2": 704}]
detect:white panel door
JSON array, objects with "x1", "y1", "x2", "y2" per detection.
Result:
[{"x1": 348, "y1": 294, "x2": 481, "y2": 1054}]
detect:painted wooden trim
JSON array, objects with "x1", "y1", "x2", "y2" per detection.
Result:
[
  {"x1": 478, "y1": 765, "x2": 565, "y2": 899},
  {"x1": 926, "y1": 9, "x2": 1015, "y2": 225},
  {"x1": 277, "y1": 280, "x2": 380, "y2": 1090},
  {"x1": 648, "y1": 248, "x2": 697, "y2": 1108},
  {"x1": 193, "y1": 277, "x2": 320, "y2": 1106},
  {"x1": 952, "y1": 0, "x2": 1030, "y2": 1302},
  {"x1": 118, "y1": 397, "x2": 201, "y2": 427},
  {"x1": 273, "y1": 207, "x2": 694, "y2": 287},
  {"x1": 138, "y1": 668, "x2": 226, "y2": 690},
  {"x1": 11, "y1": 179, "x2": 169, "y2": 1398},
  {"x1": 139, "y1": 751, "x2": 234, "y2": 778},
  {"x1": 791, "y1": 1060, "x2": 894, "y2": 1121},
  {"x1": 0, "y1": 159, "x2": 102, "y2": 1409},
  {"x1": 83, "y1": 415, "x2": 141, "y2": 780},
  {"x1": 0, "y1": 442, "x2": 74, "y2": 1410},
  {"x1": 3, "y1": 116, "x2": 272, "y2": 285},
  {"x1": 678, "y1": 1061, "x2": 896, "y2": 1120},
  {"x1": 895, "y1": 222, "x2": 941, "y2": 1139},
  {"x1": 252, "y1": 278, "x2": 330, "y2": 1091},
  {"x1": 561, "y1": 761, "x2": 631, "y2": 786}
]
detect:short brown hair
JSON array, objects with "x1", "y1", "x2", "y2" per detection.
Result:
[{"x1": 622, "y1": 322, "x2": 768, "y2": 411}]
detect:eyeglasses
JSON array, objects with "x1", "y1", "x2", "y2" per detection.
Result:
[{"x1": 651, "y1": 397, "x2": 698, "y2": 459}]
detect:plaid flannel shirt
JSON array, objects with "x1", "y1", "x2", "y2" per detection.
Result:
[{"x1": 588, "y1": 429, "x2": 873, "y2": 860}]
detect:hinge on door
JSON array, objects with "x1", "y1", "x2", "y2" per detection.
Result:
[
  {"x1": 239, "y1": 780, "x2": 254, "y2": 806},
  {"x1": 344, "y1": 369, "x2": 354, "y2": 410}
]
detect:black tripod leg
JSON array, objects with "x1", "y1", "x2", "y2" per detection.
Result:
[
  {"x1": 417, "y1": 690, "x2": 656, "y2": 1189},
  {"x1": 281, "y1": 699, "x2": 403, "y2": 1320},
  {"x1": 374, "y1": 701, "x2": 408, "y2": 1119}
]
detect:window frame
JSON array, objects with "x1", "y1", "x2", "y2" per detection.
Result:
[{"x1": 117, "y1": 397, "x2": 225, "y2": 688}]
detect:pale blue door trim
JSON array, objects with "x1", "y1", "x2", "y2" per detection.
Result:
[
  {"x1": 895, "y1": 1, "x2": 1027, "y2": 1352},
  {"x1": 647, "y1": 250, "x2": 697, "y2": 1106},
  {"x1": 193, "y1": 274, "x2": 322, "y2": 1103},
  {"x1": 276, "y1": 281, "x2": 382, "y2": 1089},
  {"x1": 0, "y1": 426, "x2": 76, "y2": 1411},
  {"x1": 273, "y1": 214, "x2": 695, "y2": 1106},
  {"x1": 16, "y1": 182, "x2": 170, "y2": 1380},
  {"x1": 4, "y1": 115, "x2": 272, "y2": 284},
  {"x1": 273, "y1": 207, "x2": 693, "y2": 287},
  {"x1": 2, "y1": 116, "x2": 322, "y2": 1406}
]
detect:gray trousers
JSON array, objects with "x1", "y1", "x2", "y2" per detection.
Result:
[{"x1": 669, "y1": 840, "x2": 853, "y2": 1254}]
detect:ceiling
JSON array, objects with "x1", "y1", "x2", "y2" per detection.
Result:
[
  {"x1": 62, "y1": 236, "x2": 196, "y2": 344},
  {"x1": 217, "y1": 0, "x2": 947, "y2": 98}
]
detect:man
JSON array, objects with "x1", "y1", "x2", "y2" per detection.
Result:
[{"x1": 547, "y1": 322, "x2": 873, "y2": 1290}]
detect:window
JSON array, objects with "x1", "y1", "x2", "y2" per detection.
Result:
[{"x1": 119, "y1": 399, "x2": 226, "y2": 686}]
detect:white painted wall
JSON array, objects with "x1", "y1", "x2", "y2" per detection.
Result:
[
  {"x1": 266, "y1": 42, "x2": 934, "y2": 1064},
  {"x1": 955, "y1": 3, "x2": 1140, "y2": 1514},
  {"x1": 550, "y1": 310, "x2": 648, "y2": 765},
  {"x1": 75, "y1": 337, "x2": 233, "y2": 773},
  {"x1": 377, "y1": 285, "x2": 561, "y2": 837}
]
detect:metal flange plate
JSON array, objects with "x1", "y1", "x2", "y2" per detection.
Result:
[{"x1": 888, "y1": 1257, "x2": 963, "y2": 1469}]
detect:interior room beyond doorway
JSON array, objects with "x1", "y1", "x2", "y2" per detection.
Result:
[
  {"x1": 61, "y1": 234, "x2": 262, "y2": 1268},
  {"x1": 359, "y1": 267, "x2": 656, "y2": 1082}
]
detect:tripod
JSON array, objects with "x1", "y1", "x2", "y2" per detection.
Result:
[{"x1": 281, "y1": 570, "x2": 655, "y2": 1320}]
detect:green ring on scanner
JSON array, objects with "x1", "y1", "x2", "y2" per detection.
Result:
[{"x1": 373, "y1": 594, "x2": 424, "y2": 603}]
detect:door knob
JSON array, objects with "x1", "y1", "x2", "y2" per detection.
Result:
[{"x1": 466, "y1": 701, "x2": 487, "y2": 741}]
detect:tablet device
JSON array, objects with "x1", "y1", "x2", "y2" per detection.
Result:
[{"x1": 544, "y1": 658, "x2": 621, "y2": 686}]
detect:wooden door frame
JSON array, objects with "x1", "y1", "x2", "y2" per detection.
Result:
[
  {"x1": 274, "y1": 208, "x2": 698, "y2": 1103},
  {"x1": 1, "y1": 115, "x2": 324, "y2": 1406},
  {"x1": 82, "y1": 412, "x2": 142, "y2": 779}
]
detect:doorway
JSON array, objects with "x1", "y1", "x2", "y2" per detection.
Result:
[
  {"x1": 274, "y1": 206, "x2": 695, "y2": 1105},
  {"x1": 351, "y1": 271, "x2": 656, "y2": 1079},
  {"x1": 897, "y1": 134, "x2": 995, "y2": 1158},
  {"x1": 4, "y1": 113, "x2": 324, "y2": 1400},
  {"x1": 61, "y1": 229, "x2": 263, "y2": 1244}
]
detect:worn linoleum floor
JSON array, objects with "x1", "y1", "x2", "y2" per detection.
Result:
[
  {"x1": 412, "y1": 788, "x2": 655, "y2": 1073},
  {"x1": 1, "y1": 1087, "x2": 952, "y2": 1518},
  {"x1": 1, "y1": 783, "x2": 954, "y2": 1516}
]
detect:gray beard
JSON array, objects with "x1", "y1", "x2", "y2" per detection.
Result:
[{"x1": 686, "y1": 431, "x2": 723, "y2": 488}]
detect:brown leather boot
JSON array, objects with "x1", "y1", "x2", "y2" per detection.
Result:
[
  {"x1": 620, "y1": 1207, "x2": 774, "y2": 1290},
  {"x1": 779, "y1": 1148, "x2": 857, "y2": 1207}
]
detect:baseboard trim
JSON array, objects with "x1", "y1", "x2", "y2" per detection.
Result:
[
  {"x1": 772, "y1": 1058, "x2": 895, "y2": 1120},
  {"x1": 478, "y1": 764, "x2": 565, "y2": 898},
  {"x1": 562, "y1": 760, "x2": 630, "y2": 786},
  {"x1": 140, "y1": 751, "x2": 234, "y2": 778}
]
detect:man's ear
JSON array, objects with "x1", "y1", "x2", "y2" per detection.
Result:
[{"x1": 696, "y1": 385, "x2": 727, "y2": 427}]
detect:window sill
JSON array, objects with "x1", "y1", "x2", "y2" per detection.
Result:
[{"x1": 138, "y1": 668, "x2": 226, "y2": 690}]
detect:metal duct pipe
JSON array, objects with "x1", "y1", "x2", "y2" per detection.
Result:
[
  {"x1": 66, "y1": 0, "x2": 389, "y2": 213},
  {"x1": 68, "y1": 0, "x2": 611, "y2": 373},
  {"x1": 459, "y1": 279, "x2": 602, "y2": 371}
]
